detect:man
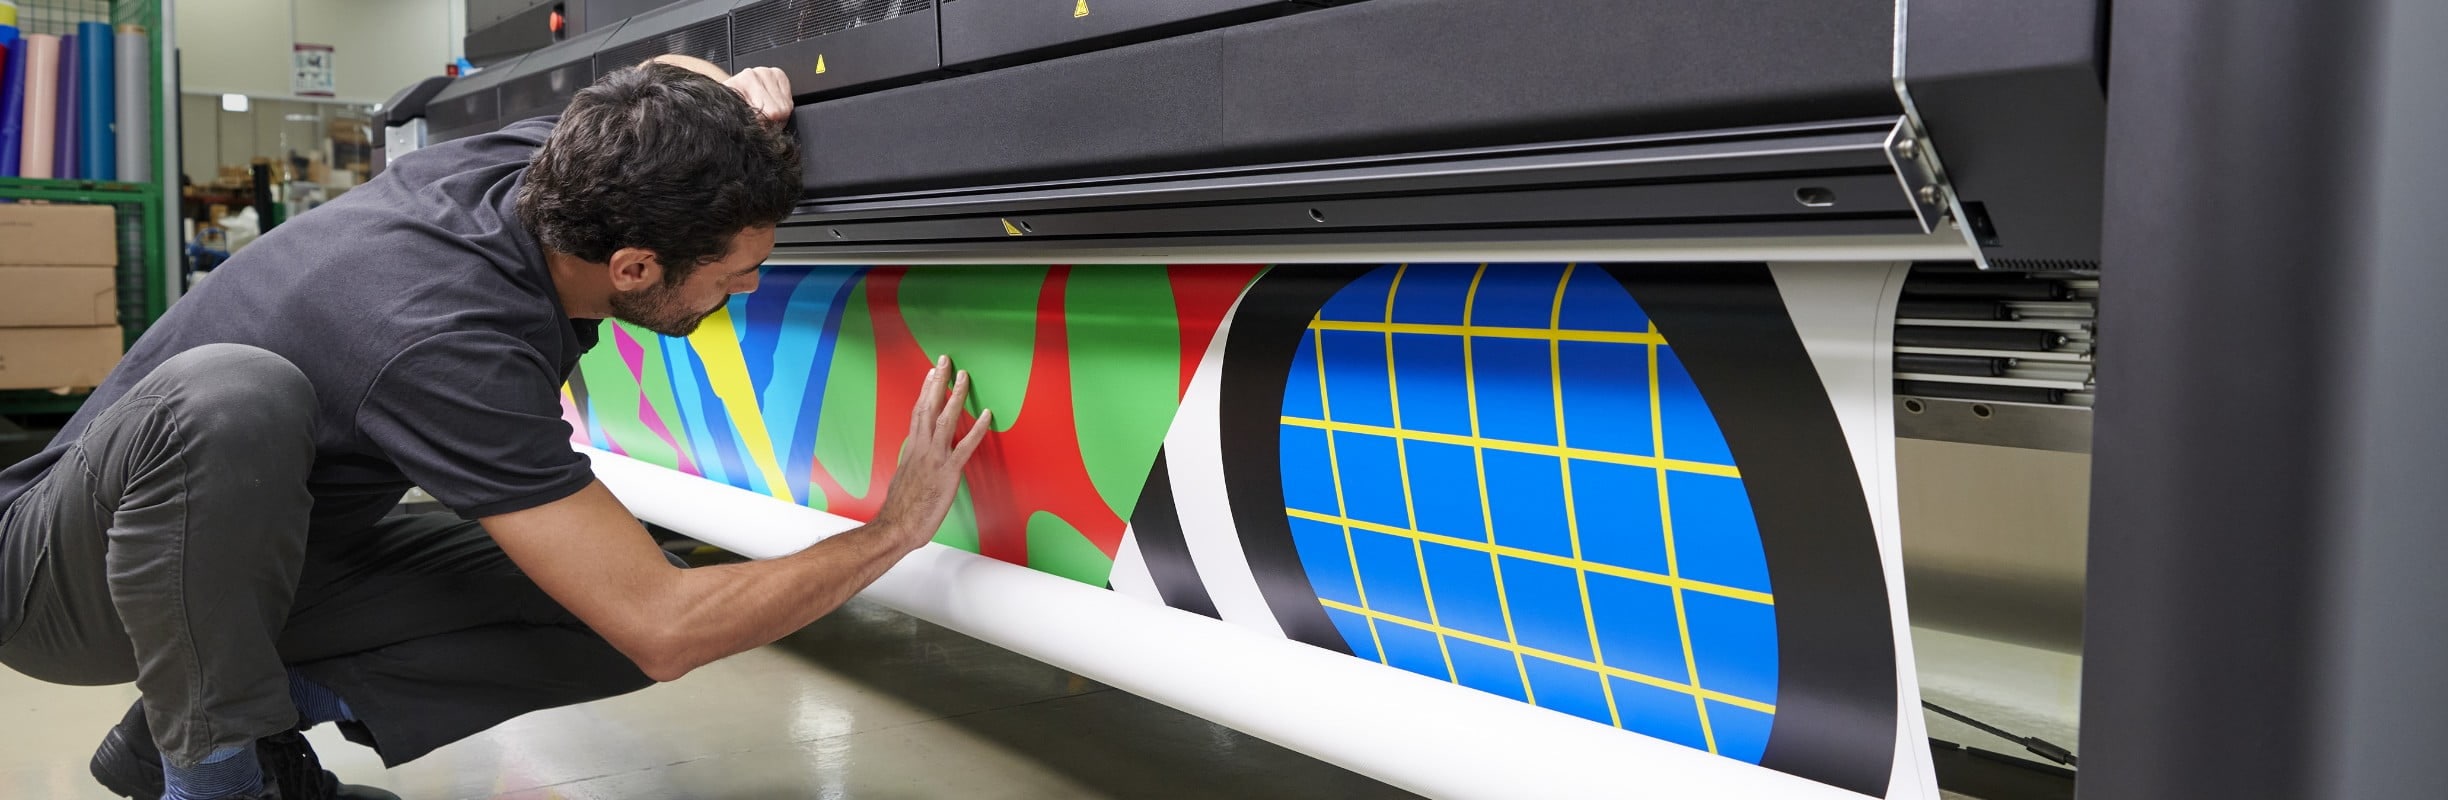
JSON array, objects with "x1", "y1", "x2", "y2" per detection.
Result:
[{"x1": 0, "y1": 56, "x2": 988, "y2": 800}]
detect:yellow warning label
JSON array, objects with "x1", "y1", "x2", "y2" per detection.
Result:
[
  {"x1": 814, "y1": 54, "x2": 828, "y2": 74},
  {"x1": 1002, "y1": 219, "x2": 1025, "y2": 236},
  {"x1": 1074, "y1": 0, "x2": 1090, "y2": 18}
]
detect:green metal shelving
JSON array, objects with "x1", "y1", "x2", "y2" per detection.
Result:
[{"x1": 1, "y1": 0, "x2": 171, "y2": 416}]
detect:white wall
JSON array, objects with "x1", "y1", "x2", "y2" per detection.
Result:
[{"x1": 177, "y1": 0, "x2": 466, "y2": 103}]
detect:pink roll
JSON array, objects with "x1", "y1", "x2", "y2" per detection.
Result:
[{"x1": 16, "y1": 33, "x2": 55, "y2": 178}]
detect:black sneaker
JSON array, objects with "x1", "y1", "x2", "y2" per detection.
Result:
[
  {"x1": 89, "y1": 701, "x2": 168, "y2": 800},
  {"x1": 89, "y1": 701, "x2": 399, "y2": 800},
  {"x1": 251, "y1": 730, "x2": 402, "y2": 800}
]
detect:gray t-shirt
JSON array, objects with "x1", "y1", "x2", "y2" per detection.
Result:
[{"x1": 0, "y1": 116, "x2": 600, "y2": 538}]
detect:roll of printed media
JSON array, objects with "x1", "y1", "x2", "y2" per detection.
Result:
[
  {"x1": 17, "y1": 33, "x2": 57, "y2": 178},
  {"x1": 114, "y1": 24, "x2": 145, "y2": 182},
  {"x1": 0, "y1": 33, "x2": 27, "y2": 176},
  {"x1": 75, "y1": 19, "x2": 110, "y2": 180},
  {"x1": 54, "y1": 32, "x2": 75, "y2": 178}
]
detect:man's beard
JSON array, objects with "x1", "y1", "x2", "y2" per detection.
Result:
[{"x1": 609, "y1": 284, "x2": 724, "y2": 337}]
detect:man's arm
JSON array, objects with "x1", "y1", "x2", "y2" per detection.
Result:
[{"x1": 481, "y1": 357, "x2": 991, "y2": 681}]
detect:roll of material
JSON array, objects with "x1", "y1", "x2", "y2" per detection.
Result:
[
  {"x1": 75, "y1": 20, "x2": 110, "y2": 181},
  {"x1": 113, "y1": 26, "x2": 145, "y2": 182},
  {"x1": 0, "y1": 36, "x2": 26, "y2": 177},
  {"x1": 582, "y1": 446, "x2": 1862, "y2": 800},
  {"x1": 54, "y1": 33, "x2": 75, "y2": 178},
  {"x1": 0, "y1": 2, "x2": 17, "y2": 175},
  {"x1": 16, "y1": 34, "x2": 56, "y2": 178}
]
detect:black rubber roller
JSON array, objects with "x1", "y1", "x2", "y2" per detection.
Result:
[
  {"x1": 1899, "y1": 277, "x2": 2072, "y2": 301},
  {"x1": 1895, "y1": 326, "x2": 2068, "y2": 351},
  {"x1": 1896, "y1": 354, "x2": 2013, "y2": 377},
  {"x1": 1897, "y1": 380, "x2": 2066, "y2": 405},
  {"x1": 1898, "y1": 300, "x2": 2017, "y2": 321}
]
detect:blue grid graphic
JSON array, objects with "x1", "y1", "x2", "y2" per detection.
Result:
[{"x1": 1279, "y1": 263, "x2": 1781, "y2": 761}]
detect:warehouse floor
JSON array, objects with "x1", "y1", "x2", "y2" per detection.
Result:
[
  {"x1": 1, "y1": 597, "x2": 1419, "y2": 800},
  {"x1": 2, "y1": 596, "x2": 2006, "y2": 800}
]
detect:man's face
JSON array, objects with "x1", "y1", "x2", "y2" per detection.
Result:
[{"x1": 609, "y1": 226, "x2": 776, "y2": 337}]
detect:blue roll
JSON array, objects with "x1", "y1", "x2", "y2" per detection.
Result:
[
  {"x1": 76, "y1": 20, "x2": 110, "y2": 181},
  {"x1": 0, "y1": 37, "x2": 26, "y2": 177}
]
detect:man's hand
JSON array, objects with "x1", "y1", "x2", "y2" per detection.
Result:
[
  {"x1": 723, "y1": 66, "x2": 794, "y2": 129},
  {"x1": 480, "y1": 355, "x2": 993, "y2": 682},
  {"x1": 874, "y1": 355, "x2": 993, "y2": 550},
  {"x1": 643, "y1": 55, "x2": 792, "y2": 129}
]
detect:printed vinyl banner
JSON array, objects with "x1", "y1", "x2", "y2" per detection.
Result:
[{"x1": 567, "y1": 262, "x2": 1935, "y2": 798}]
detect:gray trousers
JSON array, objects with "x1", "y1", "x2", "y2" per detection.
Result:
[{"x1": 0, "y1": 344, "x2": 653, "y2": 768}]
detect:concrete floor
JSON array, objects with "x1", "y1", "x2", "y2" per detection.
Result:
[
  {"x1": 2, "y1": 598, "x2": 1417, "y2": 800},
  {"x1": 1, "y1": 595, "x2": 2010, "y2": 799}
]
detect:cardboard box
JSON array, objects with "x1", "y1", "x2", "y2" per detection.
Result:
[
  {"x1": 0, "y1": 327, "x2": 124, "y2": 390},
  {"x1": 0, "y1": 204, "x2": 118, "y2": 267},
  {"x1": 0, "y1": 267, "x2": 118, "y2": 327}
]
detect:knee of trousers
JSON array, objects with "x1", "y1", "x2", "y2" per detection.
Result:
[{"x1": 145, "y1": 344, "x2": 318, "y2": 461}]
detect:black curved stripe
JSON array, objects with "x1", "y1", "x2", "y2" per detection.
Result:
[
  {"x1": 1217, "y1": 264, "x2": 1380, "y2": 655},
  {"x1": 1126, "y1": 451, "x2": 1222, "y2": 620},
  {"x1": 1608, "y1": 263, "x2": 1899, "y2": 796}
]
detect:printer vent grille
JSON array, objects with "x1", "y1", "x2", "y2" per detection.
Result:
[
  {"x1": 735, "y1": 0, "x2": 933, "y2": 56},
  {"x1": 599, "y1": 17, "x2": 733, "y2": 71}
]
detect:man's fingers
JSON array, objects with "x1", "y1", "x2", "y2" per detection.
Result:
[
  {"x1": 724, "y1": 67, "x2": 793, "y2": 126},
  {"x1": 936, "y1": 372, "x2": 970, "y2": 447},
  {"x1": 911, "y1": 356, "x2": 950, "y2": 437},
  {"x1": 761, "y1": 69, "x2": 791, "y2": 106},
  {"x1": 753, "y1": 68, "x2": 792, "y2": 124},
  {"x1": 952, "y1": 409, "x2": 993, "y2": 463}
]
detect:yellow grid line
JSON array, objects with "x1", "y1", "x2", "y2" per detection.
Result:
[
  {"x1": 1652, "y1": 320, "x2": 1721, "y2": 753},
  {"x1": 1310, "y1": 318, "x2": 1666, "y2": 346},
  {"x1": 1320, "y1": 598, "x2": 1776, "y2": 715},
  {"x1": 1381, "y1": 266, "x2": 1461, "y2": 683},
  {"x1": 1547, "y1": 264, "x2": 1623, "y2": 728},
  {"x1": 1298, "y1": 266, "x2": 1782, "y2": 744},
  {"x1": 1461, "y1": 264, "x2": 1540, "y2": 704},
  {"x1": 1277, "y1": 417, "x2": 1741, "y2": 479},
  {"x1": 1282, "y1": 508, "x2": 1773, "y2": 606},
  {"x1": 1313, "y1": 321, "x2": 1388, "y2": 664}
]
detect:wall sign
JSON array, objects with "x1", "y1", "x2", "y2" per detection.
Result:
[{"x1": 293, "y1": 43, "x2": 335, "y2": 97}]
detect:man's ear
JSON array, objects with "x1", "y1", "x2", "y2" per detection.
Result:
[{"x1": 608, "y1": 247, "x2": 663, "y2": 291}]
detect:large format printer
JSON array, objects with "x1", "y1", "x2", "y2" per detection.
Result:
[{"x1": 385, "y1": 1, "x2": 2448, "y2": 798}]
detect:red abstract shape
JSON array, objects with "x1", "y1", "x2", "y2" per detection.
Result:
[{"x1": 805, "y1": 265, "x2": 1261, "y2": 570}]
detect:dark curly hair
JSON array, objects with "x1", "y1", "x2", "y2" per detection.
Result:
[{"x1": 517, "y1": 63, "x2": 801, "y2": 281}]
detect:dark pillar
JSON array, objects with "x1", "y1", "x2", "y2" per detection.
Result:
[{"x1": 2083, "y1": 0, "x2": 2448, "y2": 797}]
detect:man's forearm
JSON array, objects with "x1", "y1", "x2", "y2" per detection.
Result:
[
  {"x1": 486, "y1": 363, "x2": 983, "y2": 683},
  {"x1": 640, "y1": 522, "x2": 924, "y2": 680}
]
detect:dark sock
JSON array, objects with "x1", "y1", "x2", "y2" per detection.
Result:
[
  {"x1": 288, "y1": 670, "x2": 356, "y2": 727},
  {"x1": 162, "y1": 744, "x2": 261, "y2": 800}
]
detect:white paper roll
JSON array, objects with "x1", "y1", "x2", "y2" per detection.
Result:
[{"x1": 581, "y1": 445, "x2": 1865, "y2": 800}]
